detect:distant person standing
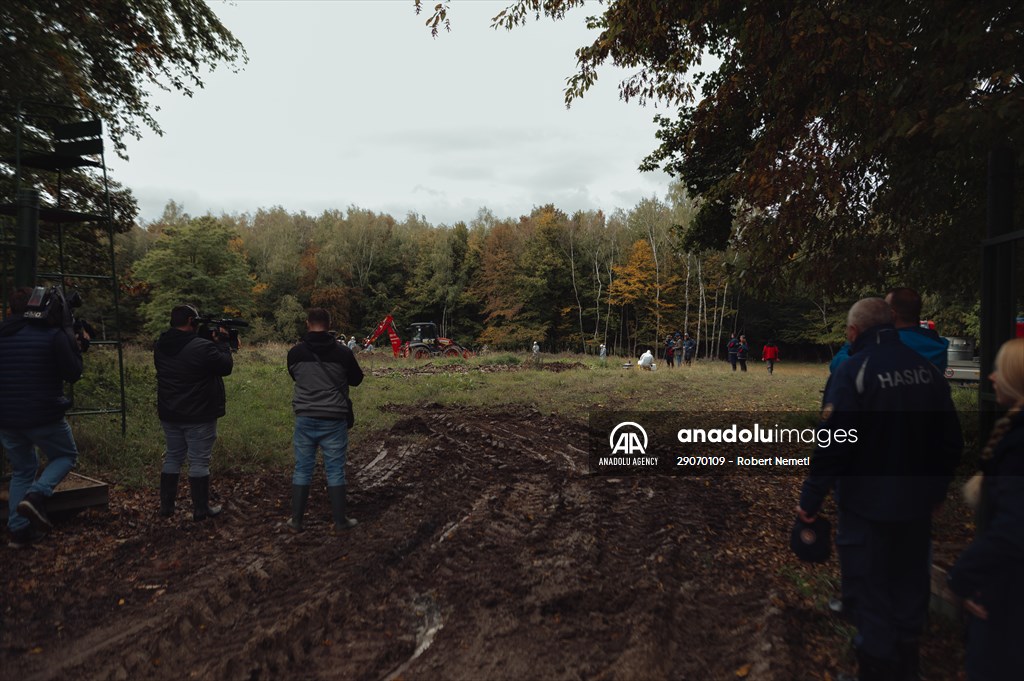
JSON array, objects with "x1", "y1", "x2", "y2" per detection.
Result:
[
  {"x1": 727, "y1": 333, "x2": 739, "y2": 370},
  {"x1": 664, "y1": 335, "x2": 675, "y2": 369},
  {"x1": 154, "y1": 304, "x2": 233, "y2": 521},
  {"x1": 673, "y1": 331, "x2": 684, "y2": 367},
  {"x1": 682, "y1": 333, "x2": 696, "y2": 366},
  {"x1": 736, "y1": 335, "x2": 749, "y2": 372},
  {"x1": 532, "y1": 341, "x2": 540, "y2": 355},
  {"x1": 762, "y1": 340, "x2": 780, "y2": 375},
  {"x1": 599, "y1": 343, "x2": 607, "y2": 363},
  {"x1": 287, "y1": 308, "x2": 364, "y2": 533}
]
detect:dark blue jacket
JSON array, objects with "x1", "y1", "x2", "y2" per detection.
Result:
[
  {"x1": 0, "y1": 317, "x2": 83, "y2": 428},
  {"x1": 154, "y1": 328, "x2": 233, "y2": 423},
  {"x1": 800, "y1": 325, "x2": 963, "y2": 522}
]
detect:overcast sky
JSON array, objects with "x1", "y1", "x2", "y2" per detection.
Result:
[{"x1": 105, "y1": 0, "x2": 675, "y2": 227}]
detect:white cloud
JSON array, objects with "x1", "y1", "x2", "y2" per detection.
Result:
[{"x1": 108, "y1": 0, "x2": 676, "y2": 227}]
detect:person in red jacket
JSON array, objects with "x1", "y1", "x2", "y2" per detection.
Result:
[{"x1": 762, "y1": 340, "x2": 780, "y2": 375}]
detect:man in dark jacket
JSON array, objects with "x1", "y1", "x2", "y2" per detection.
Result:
[
  {"x1": 286, "y1": 307, "x2": 363, "y2": 533},
  {"x1": 796, "y1": 297, "x2": 963, "y2": 680},
  {"x1": 0, "y1": 287, "x2": 88, "y2": 548},
  {"x1": 154, "y1": 305, "x2": 233, "y2": 521},
  {"x1": 682, "y1": 333, "x2": 696, "y2": 366}
]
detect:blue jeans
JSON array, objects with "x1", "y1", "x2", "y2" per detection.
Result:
[
  {"x1": 292, "y1": 416, "x2": 348, "y2": 487},
  {"x1": 1, "y1": 419, "x2": 79, "y2": 532},
  {"x1": 160, "y1": 420, "x2": 217, "y2": 477}
]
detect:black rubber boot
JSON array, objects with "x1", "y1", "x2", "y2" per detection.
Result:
[
  {"x1": 189, "y1": 475, "x2": 223, "y2": 521},
  {"x1": 328, "y1": 485, "x2": 357, "y2": 532},
  {"x1": 159, "y1": 473, "x2": 178, "y2": 517},
  {"x1": 286, "y1": 485, "x2": 310, "y2": 532}
]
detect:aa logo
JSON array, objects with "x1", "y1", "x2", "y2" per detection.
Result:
[{"x1": 609, "y1": 422, "x2": 648, "y2": 455}]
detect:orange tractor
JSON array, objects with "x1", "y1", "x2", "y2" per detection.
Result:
[{"x1": 362, "y1": 314, "x2": 472, "y2": 359}]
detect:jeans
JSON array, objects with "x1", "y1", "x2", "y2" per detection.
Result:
[
  {"x1": 292, "y1": 416, "x2": 349, "y2": 486},
  {"x1": 1, "y1": 419, "x2": 79, "y2": 532},
  {"x1": 161, "y1": 420, "x2": 217, "y2": 477}
]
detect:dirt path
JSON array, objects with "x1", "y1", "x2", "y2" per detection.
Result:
[{"x1": 0, "y1": 405, "x2": 965, "y2": 680}]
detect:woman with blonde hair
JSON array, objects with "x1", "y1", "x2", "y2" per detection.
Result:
[{"x1": 948, "y1": 337, "x2": 1024, "y2": 680}]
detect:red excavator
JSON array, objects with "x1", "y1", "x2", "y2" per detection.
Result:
[{"x1": 362, "y1": 314, "x2": 471, "y2": 359}]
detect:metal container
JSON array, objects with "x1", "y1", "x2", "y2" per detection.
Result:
[{"x1": 945, "y1": 337, "x2": 975, "y2": 362}]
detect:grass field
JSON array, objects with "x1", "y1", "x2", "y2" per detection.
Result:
[{"x1": 66, "y1": 344, "x2": 981, "y2": 487}]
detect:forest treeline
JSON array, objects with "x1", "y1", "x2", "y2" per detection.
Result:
[{"x1": 55, "y1": 181, "x2": 978, "y2": 361}]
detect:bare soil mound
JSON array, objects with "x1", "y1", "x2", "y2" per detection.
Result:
[{"x1": 0, "y1": 405, "x2": 964, "y2": 680}]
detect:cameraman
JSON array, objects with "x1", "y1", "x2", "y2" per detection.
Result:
[
  {"x1": 154, "y1": 305, "x2": 233, "y2": 521},
  {"x1": 0, "y1": 287, "x2": 90, "y2": 548}
]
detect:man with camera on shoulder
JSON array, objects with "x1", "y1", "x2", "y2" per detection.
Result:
[
  {"x1": 154, "y1": 304, "x2": 233, "y2": 521},
  {"x1": 0, "y1": 287, "x2": 91, "y2": 549}
]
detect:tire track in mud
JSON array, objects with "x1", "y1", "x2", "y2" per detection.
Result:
[{"x1": 2, "y1": 405, "x2": 792, "y2": 680}]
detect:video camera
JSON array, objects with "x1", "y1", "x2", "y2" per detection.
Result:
[
  {"x1": 23, "y1": 285, "x2": 95, "y2": 351},
  {"x1": 194, "y1": 316, "x2": 248, "y2": 351}
]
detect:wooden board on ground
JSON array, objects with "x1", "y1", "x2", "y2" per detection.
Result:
[{"x1": 0, "y1": 472, "x2": 108, "y2": 519}]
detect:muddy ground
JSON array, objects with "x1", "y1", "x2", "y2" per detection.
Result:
[{"x1": 1, "y1": 403, "x2": 969, "y2": 680}]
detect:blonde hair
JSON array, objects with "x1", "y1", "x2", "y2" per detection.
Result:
[{"x1": 981, "y1": 338, "x2": 1024, "y2": 460}]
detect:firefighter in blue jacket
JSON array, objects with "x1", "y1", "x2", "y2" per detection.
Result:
[{"x1": 796, "y1": 297, "x2": 963, "y2": 680}]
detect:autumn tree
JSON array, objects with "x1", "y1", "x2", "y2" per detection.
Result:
[
  {"x1": 608, "y1": 240, "x2": 660, "y2": 355},
  {"x1": 472, "y1": 220, "x2": 535, "y2": 348},
  {"x1": 1, "y1": 2, "x2": 246, "y2": 235},
  {"x1": 517, "y1": 205, "x2": 576, "y2": 348},
  {"x1": 133, "y1": 216, "x2": 255, "y2": 337},
  {"x1": 402, "y1": 221, "x2": 481, "y2": 341},
  {"x1": 422, "y1": 1, "x2": 1023, "y2": 299},
  {"x1": 1, "y1": 1, "x2": 245, "y2": 154}
]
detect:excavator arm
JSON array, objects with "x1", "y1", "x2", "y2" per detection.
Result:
[{"x1": 363, "y1": 314, "x2": 403, "y2": 358}]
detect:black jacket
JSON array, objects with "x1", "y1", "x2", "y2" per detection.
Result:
[
  {"x1": 949, "y1": 416, "x2": 1024, "y2": 606},
  {"x1": 288, "y1": 332, "x2": 363, "y2": 420},
  {"x1": 154, "y1": 328, "x2": 233, "y2": 423},
  {"x1": 948, "y1": 415, "x2": 1024, "y2": 677},
  {"x1": 0, "y1": 318, "x2": 82, "y2": 428},
  {"x1": 799, "y1": 325, "x2": 963, "y2": 521}
]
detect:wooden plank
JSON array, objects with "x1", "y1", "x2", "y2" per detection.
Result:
[
  {"x1": 0, "y1": 472, "x2": 108, "y2": 519},
  {"x1": 55, "y1": 138, "x2": 104, "y2": 157},
  {"x1": 53, "y1": 119, "x2": 102, "y2": 140}
]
